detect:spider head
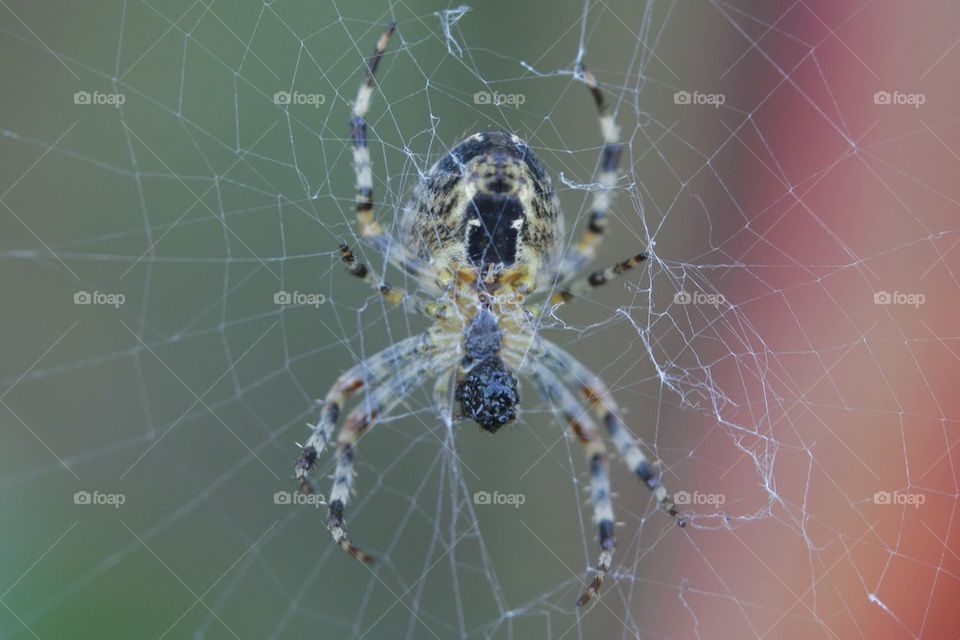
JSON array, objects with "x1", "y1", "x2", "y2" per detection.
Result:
[{"x1": 456, "y1": 357, "x2": 519, "y2": 433}]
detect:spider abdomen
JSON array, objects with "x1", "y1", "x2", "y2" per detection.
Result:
[{"x1": 402, "y1": 131, "x2": 563, "y2": 278}]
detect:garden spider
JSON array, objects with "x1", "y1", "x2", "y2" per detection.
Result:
[{"x1": 294, "y1": 23, "x2": 685, "y2": 607}]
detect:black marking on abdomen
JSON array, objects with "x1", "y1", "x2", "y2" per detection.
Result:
[{"x1": 466, "y1": 193, "x2": 524, "y2": 266}]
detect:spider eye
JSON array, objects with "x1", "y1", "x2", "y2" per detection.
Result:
[{"x1": 456, "y1": 358, "x2": 519, "y2": 433}]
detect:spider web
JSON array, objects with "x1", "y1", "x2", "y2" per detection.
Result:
[{"x1": 2, "y1": 1, "x2": 959, "y2": 638}]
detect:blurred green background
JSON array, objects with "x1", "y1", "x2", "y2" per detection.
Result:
[{"x1": 1, "y1": 3, "x2": 727, "y2": 638}]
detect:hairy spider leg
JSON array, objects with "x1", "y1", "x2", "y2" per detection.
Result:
[
  {"x1": 296, "y1": 333, "x2": 433, "y2": 491},
  {"x1": 534, "y1": 338, "x2": 685, "y2": 525},
  {"x1": 325, "y1": 348, "x2": 454, "y2": 563},
  {"x1": 351, "y1": 23, "x2": 395, "y2": 242},
  {"x1": 544, "y1": 64, "x2": 623, "y2": 289},
  {"x1": 347, "y1": 23, "x2": 439, "y2": 289},
  {"x1": 339, "y1": 244, "x2": 444, "y2": 318},
  {"x1": 525, "y1": 361, "x2": 617, "y2": 607},
  {"x1": 551, "y1": 252, "x2": 648, "y2": 304}
]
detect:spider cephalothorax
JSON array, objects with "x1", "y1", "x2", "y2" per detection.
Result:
[
  {"x1": 294, "y1": 23, "x2": 685, "y2": 609},
  {"x1": 455, "y1": 307, "x2": 520, "y2": 432},
  {"x1": 455, "y1": 357, "x2": 519, "y2": 433}
]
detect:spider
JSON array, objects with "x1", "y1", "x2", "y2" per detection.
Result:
[{"x1": 294, "y1": 23, "x2": 685, "y2": 607}]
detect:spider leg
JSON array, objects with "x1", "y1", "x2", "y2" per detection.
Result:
[
  {"x1": 351, "y1": 23, "x2": 396, "y2": 243},
  {"x1": 524, "y1": 361, "x2": 616, "y2": 607},
  {"x1": 529, "y1": 338, "x2": 685, "y2": 525},
  {"x1": 339, "y1": 244, "x2": 446, "y2": 319},
  {"x1": 325, "y1": 348, "x2": 453, "y2": 563},
  {"x1": 347, "y1": 24, "x2": 438, "y2": 288},
  {"x1": 295, "y1": 333, "x2": 432, "y2": 491},
  {"x1": 543, "y1": 64, "x2": 622, "y2": 290},
  {"x1": 551, "y1": 252, "x2": 647, "y2": 304},
  {"x1": 431, "y1": 368, "x2": 458, "y2": 425}
]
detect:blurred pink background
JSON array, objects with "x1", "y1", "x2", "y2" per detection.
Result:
[{"x1": 652, "y1": 2, "x2": 960, "y2": 637}]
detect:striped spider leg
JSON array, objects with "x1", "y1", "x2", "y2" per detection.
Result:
[
  {"x1": 516, "y1": 337, "x2": 685, "y2": 606},
  {"x1": 295, "y1": 332, "x2": 454, "y2": 561},
  {"x1": 539, "y1": 63, "x2": 655, "y2": 308},
  {"x1": 523, "y1": 360, "x2": 616, "y2": 606}
]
